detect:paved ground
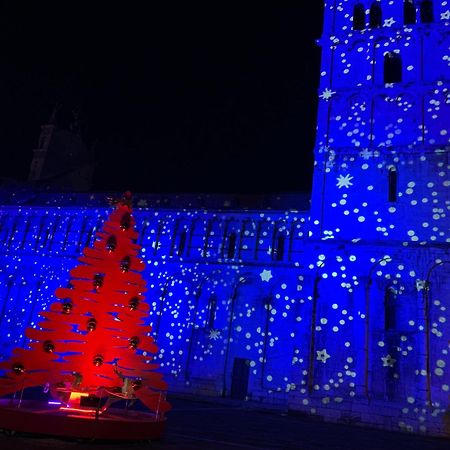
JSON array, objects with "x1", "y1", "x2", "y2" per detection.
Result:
[{"x1": 0, "y1": 394, "x2": 448, "y2": 449}]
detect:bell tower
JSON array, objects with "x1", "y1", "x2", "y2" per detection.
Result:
[
  {"x1": 28, "y1": 105, "x2": 58, "y2": 182},
  {"x1": 27, "y1": 105, "x2": 94, "y2": 191},
  {"x1": 310, "y1": 1, "x2": 449, "y2": 245}
]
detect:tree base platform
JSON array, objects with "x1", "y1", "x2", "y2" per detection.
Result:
[{"x1": 0, "y1": 399, "x2": 166, "y2": 441}]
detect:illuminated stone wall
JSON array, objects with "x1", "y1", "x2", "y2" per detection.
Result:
[
  {"x1": 0, "y1": 188, "x2": 448, "y2": 435},
  {"x1": 0, "y1": 0, "x2": 449, "y2": 438},
  {"x1": 303, "y1": 0, "x2": 449, "y2": 436},
  {"x1": 0, "y1": 195, "x2": 310, "y2": 404}
]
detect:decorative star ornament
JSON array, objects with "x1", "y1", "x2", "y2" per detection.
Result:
[
  {"x1": 336, "y1": 174, "x2": 354, "y2": 189},
  {"x1": 316, "y1": 349, "x2": 330, "y2": 363},
  {"x1": 260, "y1": 269, "x2": 273, "y2": 282},
  {"x1": 208, "y1": 329, "x2": 221, "y2": 340},
  {"x1": 319, "y1": 88, "x2": 336, "y2": 101},
  {"x1": 441, "y1": 10, "x2": 450, "y2": 20},
  {"x1": 383, "y1": 17, "x2": 395, "y2": 27},
  {"x1": 381, "y1": 354, "x2": 397, "y2": 367},
  {"x1": 359, "y1": 148, "x2": 373, "y2": 160}
]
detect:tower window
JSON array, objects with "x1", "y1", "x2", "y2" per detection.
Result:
[
  {"x1": 384, "y1": 287, "x2": 397, "y2": 330},
  {"x1": 369, "y1": 2, "x2": 382, "y2": 28},
  {"x1": 207, "y1": 294, "x2": 217, "y2": 329},
  {"x1": 177, "y1": 229, "x2": 187, "y2": 256},
  {"x1": 272, "y1": 234, "x2": 285, "y2": 261},
  {"x1": 420, "y1": 0, "x2": 433, "y2": 23},
  {"x1": 353, "y1": 3, "x2": 365, "y2": 30},
  {"x1": 226, "y1": 232, "x2": 237, "y2": 259},
  {"x1": 384, "y1": 53, "x2": 402, "y2": 83},
  {"x1": 388, "y1": 167, "x2": 397, "y2": 202},
  {"x1": 404, "y1": 0, "x2": 416, "y2": 24}
]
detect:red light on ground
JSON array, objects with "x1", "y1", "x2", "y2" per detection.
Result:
[{"x1": 60, "y1": 391, "x2": 98, "y2": 414}]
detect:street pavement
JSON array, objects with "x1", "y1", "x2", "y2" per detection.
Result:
[{"x1": 0, "y1": 394, "x2": 448, "y2": 449}]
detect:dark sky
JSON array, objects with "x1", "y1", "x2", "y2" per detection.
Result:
[{"x1": 0, "y1": 2, "x2": 324, "y2": 194}]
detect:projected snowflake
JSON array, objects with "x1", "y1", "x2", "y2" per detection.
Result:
[{"x1": 336, "y1": 174, "x2": 354, "y2": 189}]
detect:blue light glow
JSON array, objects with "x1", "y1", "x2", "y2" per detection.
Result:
[{"x1": 0, "y1": 0, "x2": 449, "y2": 438}]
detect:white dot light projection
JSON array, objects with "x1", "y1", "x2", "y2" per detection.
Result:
[{"x1": 0, "y1": 0, "x2": 449, "y2": 439}]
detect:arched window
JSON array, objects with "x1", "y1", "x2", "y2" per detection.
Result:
[
  {"x1": 384, "y1": 286, "x2": 397, "y2": 330},
  {"x1": 272, "y1": 233, "x2": 285, "y2": 261},
  {"x1": 404, "y1": 0, "x2": 416, "y2": 24},
  {"x1": 384, "y1": 52, "x2": 402, "y2": 83},
  {"x1": 388, "y1": 167, "x2": 398, "y2": 202},
  {"x1": 177, "y1": 229, "x2": 187, "y2": 256},
  {"x1": 207, "y1": 294, "x2": 217, "y2": 329},
  {"x1": 226, "y1": 232, "x2": 237, "y2": 259},
  {"x1": 420, "y1": 0, "x2": 433, "y2": 23},
  {"x1": 353, "y1": 3, "x2": 365, "y2": 30},
  {"x1": 369, "y1": 1, "x2": 382, "y2": 28}
]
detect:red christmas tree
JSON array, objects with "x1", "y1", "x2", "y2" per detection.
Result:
[{"x1": 0, "y1": 192, "x2": 170, "y2": 416}]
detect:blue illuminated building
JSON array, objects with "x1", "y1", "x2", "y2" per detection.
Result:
[{"x1": 0, "y1": 0, "x2": 449, "y2": 437}]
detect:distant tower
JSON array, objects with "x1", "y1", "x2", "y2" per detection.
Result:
[
  {"x1": 28, "y1": 105, "x2": 58, "y2": 182},
  {"x1": 27, "y1": 105, "x2": 94, "y2": 192},
  {"x1": 310, "y1": 1, "x2": 449, "y2": 245}
]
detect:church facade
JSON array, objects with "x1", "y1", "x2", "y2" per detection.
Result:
[{"x1": 0, "y1": 1, "x2": 449, "y2": 437}]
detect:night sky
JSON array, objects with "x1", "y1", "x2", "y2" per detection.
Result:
[{"x1": 0, "y1": 2, "x2": 324, "y2": 194}]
